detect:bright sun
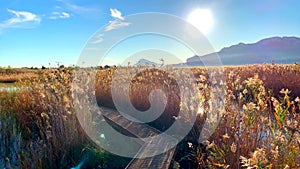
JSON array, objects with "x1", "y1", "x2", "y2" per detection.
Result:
[{"x1": 187, "y1": 8, "x2": 214, "y2": 35}]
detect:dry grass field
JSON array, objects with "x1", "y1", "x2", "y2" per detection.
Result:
[
  {"x1": 0, "y1": 64, "x2": 299, "y2": 168},
  {"x1": 0, "y1": 68, "x2": 37, "y2": 83}
]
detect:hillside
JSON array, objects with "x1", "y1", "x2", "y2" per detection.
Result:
[{"x1": 187, "y1": 36, "x2": 300, "y2": 66}]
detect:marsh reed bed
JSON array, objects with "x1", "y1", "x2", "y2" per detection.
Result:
[
  {"x1": 0, "y1": 64, "x2": 299, "y2": 168},
  {"x1": 0, "y1": 68, "x2": 129, "y2": 169}
]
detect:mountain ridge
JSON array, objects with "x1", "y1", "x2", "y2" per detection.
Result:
[
  {"x1": 134, "y1": 59, "x2": 158, "y2": 66},
  {"x1": 186, "y1": 36, "x2": 300, "y2": 66}
]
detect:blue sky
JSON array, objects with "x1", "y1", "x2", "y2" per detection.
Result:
[{"x1": 1, "y1": 0, "x2": 300, "y2": 67}]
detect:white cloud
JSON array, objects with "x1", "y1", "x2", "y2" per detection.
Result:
[
  {"x1": 105, "y1": 8, "x2": 129, "y2": 31},
  {"x1": 61, "y1": 12, "x2": 70, "y2": 18},
  {"x1": 105, "y1": 20, "x2": 130, "y2": 31},
  {"x1": 49, "y1": 11, "x2": 71, "y2": 19},
  {"x1": 110, "y1": 8, "x2": 124, "y2": 20},
  {"x1": 0, "y1": 9, "x2": 41, "y2": 29}
]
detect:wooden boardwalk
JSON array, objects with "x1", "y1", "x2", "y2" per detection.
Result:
[{"x1": 100, "y1": 107, "x2": 178, "y2": 169}]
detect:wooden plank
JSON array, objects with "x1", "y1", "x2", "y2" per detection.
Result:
[
  {"x1": 99, "y1": 107, "x2": 178, "y2": 169},
  {"x1": 126, "y1": 134, "x2": 178, "y2": 169},
  {"x1": 100, "y1": 107, "x2": 161, "y2": 138},
  {"x1": 126, "y1": 148, "x2": 176, "y2": 169}
]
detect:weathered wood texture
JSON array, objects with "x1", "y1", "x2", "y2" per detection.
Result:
[{"x1": 100, "y1": 107, "x2": 177, "y2": 169}]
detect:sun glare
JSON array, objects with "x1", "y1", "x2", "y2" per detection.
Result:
[{"x1": 187, "y1": 8, "x2": 214, "y2": 35}]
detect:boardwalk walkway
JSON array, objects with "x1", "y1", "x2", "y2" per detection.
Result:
[{"x1": 100, "y1": 107, "x2": 178, "y2": 169}]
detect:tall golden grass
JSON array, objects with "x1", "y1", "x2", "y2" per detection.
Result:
[
  {"x1": 0, "y1": 64, "x2": 299, "y2": 168},
  {"x1": 0, "y1": 68, "x2": 130, "y2": 168},
  {"x1": 0, "y1": 68, "x2": 36, "y2": 83},
  {"x1": 96, "y1": 64, "x2": 300, "y2": 168}
]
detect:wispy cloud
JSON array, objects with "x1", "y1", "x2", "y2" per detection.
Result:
[
  {"x1": 0, "y1": 9, "x2": 41, "y2": 30},
  {"x1": 105, "y1": 20, "x2": 130, "y2": 31},
  {"x1": 110, "y1": 8, "x2": 124, "y2": 20},
  {"x1": 105, "y1": 8, "x2": 130, "y2": 31},
  {"x1": 49, "y1": 11, "x2": 71, "y2": 19}
]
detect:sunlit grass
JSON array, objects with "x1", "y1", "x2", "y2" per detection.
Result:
[{"x1": 0, "y1": 64, "x2": 299, "y2": 168}]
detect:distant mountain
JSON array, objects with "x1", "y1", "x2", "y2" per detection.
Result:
[
  {"x1": 186, "y1": 36, "x2": 300, "y2": 66},
  {"x1": 134, "y1": 59, "x2": 158, "y2": 66}
]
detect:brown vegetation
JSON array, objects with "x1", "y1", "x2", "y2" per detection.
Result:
[
  {"x1": 0, "y1": 64, "x2": 299, "y2": 168},
  {"x1": 96, "y1": 64, "x2": 300, "y2": 168},
  {"x1": 0, "y1": 68, "x2": 37, "y2": 83}
]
